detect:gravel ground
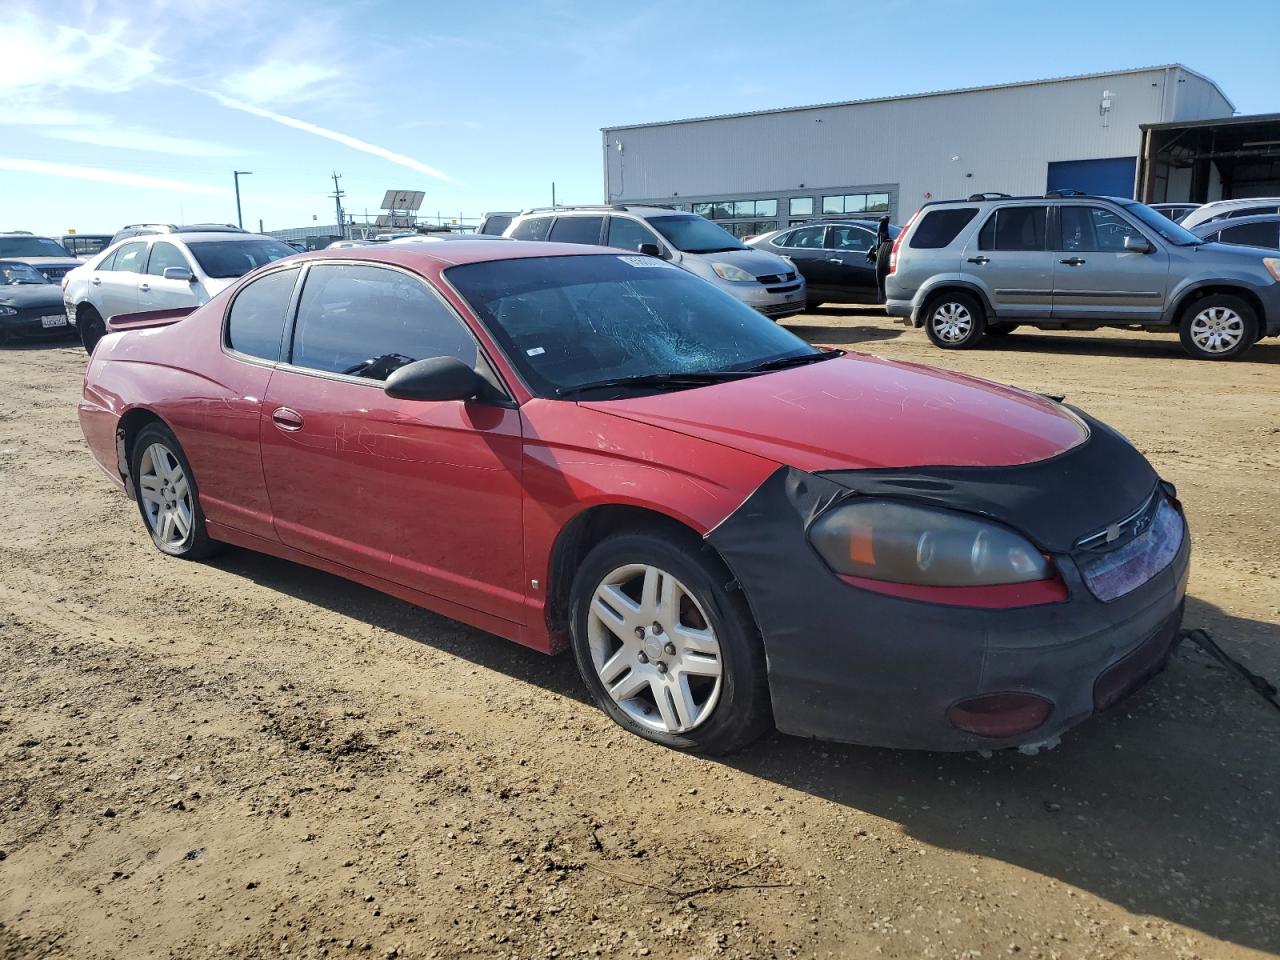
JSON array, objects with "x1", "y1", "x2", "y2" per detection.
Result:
[{"x1": 0, "y1": 315, "x2": 1277, "y2": 960}]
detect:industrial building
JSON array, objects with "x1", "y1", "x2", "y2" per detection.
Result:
[{"x1": 601, "y1": 65, "x2": 1261, "y2": 237}]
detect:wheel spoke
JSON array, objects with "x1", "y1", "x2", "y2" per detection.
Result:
[
  {"x1": 670, "y1": 676, "x2": 700, "y2": 729},
  {"x1": 657, "y1": 574, "x2": 679, "y2": 628},
  {"x1": 679, "y1": 652, "x2": 722, "y2": 679},
  {"x1": 171, "y1": 476, "x2": 189, "y2": 501},
  {"x1": 158, "y1": 510, "x2": 175, "y2": 543},
  {"x1": 597, "y1": 646, "x2": 631, "y2": 686},
  {"x1": 653, "y1": 679, "x2": 681, "y2": 731},
  {"x1": 592, "y1": 585, "x2": 638, "y2": 636},
  {"x1": 608, "y1": 668, "x2": 648, "y2": 704},
  {"x1": 640, "y1": 565, "x2": 660, "y2": 615},
  {"x1": 139, "y1": 485, "x2": 164, "y2": 507},
  {"x1": 171, "y1": 503, "x2": 191, "y2": 538},
  {"x1": 672, "y1": 623, "x2": 717, "y2": 656}
]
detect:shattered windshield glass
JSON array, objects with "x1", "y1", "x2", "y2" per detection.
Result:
[{"x1": 446, "y1": 254, "x2": 815, "y2": 397}]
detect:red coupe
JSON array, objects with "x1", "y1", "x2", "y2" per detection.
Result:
[{"x1": 79, "y1": 241, "x2": 1189, "y2": 753}]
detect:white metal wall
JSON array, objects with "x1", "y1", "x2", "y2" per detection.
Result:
[{"x1": 603, "y1": 67, "x2": 1233, "y2": 219}]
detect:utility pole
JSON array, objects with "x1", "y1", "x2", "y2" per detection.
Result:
[
  {"x1": 329, "y1": 172, "x2": 346, "y2": 239},
  {"x1": 233, "y1": 170, "x2": 253, "y2": 229},
  {"x1": 258, "y1": 218, "x2": 264, "y2": 234},
  {"x1": 551, "y1": 181, "x2": 556, "y2": 209}
]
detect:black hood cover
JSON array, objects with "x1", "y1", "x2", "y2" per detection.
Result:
[{"x1": 0, "y1": 284, "x2": 64, "y2": 310}]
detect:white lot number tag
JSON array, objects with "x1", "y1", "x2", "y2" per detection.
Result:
[{"x1": 618, "y1": 255, "x2": 671, "y2": 268}]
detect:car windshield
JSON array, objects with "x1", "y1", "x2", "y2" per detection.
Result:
[
  {"x1": 648, "y1": 215, "x2": 746, "y2": 253},
  {"x1": 0, "y1": 262, "x2": 50, "y2": 285},
  {"x1": 1121, "y1": 202, "x2": 1203, "y2": 246},
  {"x1": 184, "y1": 239, "x2": 296, "y2": 278},
  {"x1": 446, "y1": 254, "x2": 817, "y2": 397},
  {"x1": 0, "y1": 236, "x2": 71, "y2": 258}
]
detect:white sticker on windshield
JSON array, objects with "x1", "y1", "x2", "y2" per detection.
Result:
[
  {"x1": 618, "y1": 255, "x2": 670, "y2": 268},
  {"x1": 526, "y1": 346, "x2": 546, "y2": 357}
]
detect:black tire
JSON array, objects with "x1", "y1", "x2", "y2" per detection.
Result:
[
  {"x1": 569, "y1": 528, "x2": 772, "y2": 754},
  {"x1": 985, "y1": 323, "x2": 1019, "y2": 337},
  {"x1": 1178, "y1": 294, "x2": 1258, "y2": 361},
  {"x1": 128, "y1": 422, "x2": 221, "y2": 560},
  {"x1": 78, "y1": 306, "x2": 106, "y2": 355},
  {"x1": 923, "y1": 291, "x2": 986, "y2": 349}
]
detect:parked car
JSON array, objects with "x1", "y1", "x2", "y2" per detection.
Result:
[
  {"x1": 1179, "y1": 198, "x2": 1280, "y2": 231},
  {"x1": 79, "y1": 239, "x2": 1189, "y2": 754},
  {"x1": 62, "y1": 234, "x2": 114, "y2": 260},
  {"x1": 1189, "y1": 213, "x2": 1280, "y2": 250},
  {"x1": 389, "y1": 233, "x2": 514, "y2": 244},
  {"x1": 0, "y1": 260, "x2": 76, "y2": 343},
  {"x1": 884, "y1": 193, "x2": 1280, "y2": 360},
  {"x1": 504, "y1": 206, "x2": 805, "y2": 320},
  {"x1": 477, "y1": 211, "x2": 518, "y2": 236},
  {"x1": 748, "y1": 220, "x2": 900, "y2": 306},
  {"x1": 109, "y1": 223, "x2": 247, "y2": 246},
  {"x1": 64, "y1": 232, "x2": 296, "y2": 353},
  {"x1": 326, "y1": 239, "x2": 373, "y2": 249},
  {"x1": 0, "y1": 233, "x2": 83, "y2": 283},
  {"x1": 1147, "y1": 203, "x2": 1199, "y2": 224}
]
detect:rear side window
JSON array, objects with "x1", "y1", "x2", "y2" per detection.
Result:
[
  {"x1": 909, "y1": 208, "x2": 978, "y2": 249},
  {"x1": 96, "y1": 248, "x2": 120, "y2": 271},
  {"x1": 226, "y1": 267, "x2": 299, "y2": 362},
  {"x1": 509, "y1": 217, "x2": 552, "y2": 241},
  {"x1": 787, "y1": 226, "x2": 826, "y2": 249},
  {"x1": 978, "y1": 206, "x2": 1048, "y2": 251},
  {"x1": 113, "y1": 241, "x2": 148, "y2": 273},
  {"x1": 769, "y1": 231, "x2": 794, "y2": 247},
  {"x1": 829, "y1": 225, "x2": 875, "y2": 252},
  {"x1": 548, "y1": 216, "x2": 603, "y2": 245},
  {"x1": 1218, "y1": 221, "x2": 1280, "y2": 248}
]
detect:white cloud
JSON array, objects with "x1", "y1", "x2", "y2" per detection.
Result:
[
  {"x1": 221, "y1": 60, "x2": 340, "y2": 107},
  {"x1": 1, "y1": 14, "x2": 163, "y2": 95},
  {"x1": 43, "y1": 127, "x2": 242, "y2": 158},
  {"x1": 0, "y1": 158, "x2": 229, "y2": 196},
  {"x1": 205, "y1": 92, "x2": 457, "y2": 184}
]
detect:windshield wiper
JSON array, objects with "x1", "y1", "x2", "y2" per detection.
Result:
[
  {"x1": 741, "y1": 349, "x2": 844, "y2": 373},
  {"x1": 556, "y1": 370, "x2": 751, "y2": 398}
]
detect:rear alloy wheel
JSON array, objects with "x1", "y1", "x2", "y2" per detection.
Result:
[
  {"x1": 79, "y1": 306, "x2": 106, "y2": 355},
  {"x1": 129, "y1": 423, "x2": 220, "y2": 559},
  {"x1": 924, "y1": 292, "x2": 985, "y2": 349},
  {"x1": 1179, "y1": 295, "x2": 1257, "y2": 360},
  {"x1": 570, "y1": 530, "x2": 771, "y2": 754}
]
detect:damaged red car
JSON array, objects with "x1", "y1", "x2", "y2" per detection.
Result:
[{"x1": 79, "y1": 241, "x2": 1190, "y2": 754}]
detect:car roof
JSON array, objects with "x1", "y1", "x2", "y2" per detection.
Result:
[
  {"x1": 144, "y1": 232, "x2": 277, "y2": 244},
  {"x1": 1191, "y1": 212, "x2": 1280, "y2": 233},
  {"x1": 299, "y1": 238, "x2": 625, "y2": 269},
  {"x1": 1195, "y1": 197, "x2": 1280, "y2": 209},
  {"x1": 515, "y1": 205, "x2": 685, "y2": 220}
]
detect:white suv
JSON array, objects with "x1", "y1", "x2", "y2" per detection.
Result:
[
  {"x1": 64, "y1": 232, "x2": 296, "y2": 353},
  {"x1": 503, "y1": 206, "x2": 806, "y2": 320}
]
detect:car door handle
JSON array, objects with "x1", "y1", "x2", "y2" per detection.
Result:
[
  {"x1": 91, "y1": 277, "x2": 102, "y2": 285},
  {"x1": 271, "y1": 407, "x2": 304, "y2": 432},
  {"x1": 967, "y1": 256, "x2": 990, "y2": 265},
  {"x1": 826, "y1": 257, "x2": 845, "y2": 264},
  {"x1": 138, "y1": 282, "x2": 151, "y2": 291},
  {"x1": 1058, "y1": 257, "x2": 1087, "y2": 266}
]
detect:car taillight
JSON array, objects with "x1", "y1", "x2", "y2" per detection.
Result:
[
  {"x1": 888, "y1": 209, "x2": 918, "y2": 276},
  {"x1": 948, "y1": 692, "x2": 1052, "y2": 738}
]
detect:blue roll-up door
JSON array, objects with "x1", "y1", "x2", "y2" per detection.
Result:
[{"x1": 1046, "y1": 157, "x2": 1137, "y2": 199}]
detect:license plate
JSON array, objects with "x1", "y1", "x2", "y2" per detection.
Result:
[{"x1": 41, "y1": 315, "x2": 67, "y2": 328}]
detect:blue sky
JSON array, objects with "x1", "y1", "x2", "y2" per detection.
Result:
[{"x1": 3, "y1": 0, "x2": 1275, "y2": 236}]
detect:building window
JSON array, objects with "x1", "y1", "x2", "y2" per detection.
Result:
[
  {"x1": 822, "y1": 192, "x2": 892, "y2": 216},
  {"x1": 789, "y1": 198, "x2": 814, "y2": 217}
]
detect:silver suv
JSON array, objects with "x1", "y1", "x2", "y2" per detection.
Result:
[
  {"x1": 885, "y1": 192, "x2": 1280, "y2": 360},
  {"x1": 503, "y1": 205, "x2": 805, "y2": 320}
]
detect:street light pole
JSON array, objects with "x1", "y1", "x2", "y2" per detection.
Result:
[{"x1": 233, "y1": 171, "x2": 253, "y2": 229}]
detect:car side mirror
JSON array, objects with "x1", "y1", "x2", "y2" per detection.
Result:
[
  {"x1": 1123, "y1": 236, "x2": 1154, "y2": 254},
  {"x1": 637, "y1": 242, "x2": 663, "y2": 258},
  {"x1": 163, "y1": 266, "x2": 195, "y2": 282},
  {"x1": 384, "y1": 356, "x2": 483, "y2": 402}
]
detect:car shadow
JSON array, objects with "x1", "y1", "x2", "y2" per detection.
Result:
[
  {"x1": 985, "y1": 331, "x2": 1280, "y2": 364},
  {"x1": 0, "y1": 337, "x2": 80, "y2": 351},
  {"x1": 207, "y1": 548, "x2": 1279, "y2": 953},
  {"x1": 783, "y1": 322, "x2": 903, "y2": 347}
]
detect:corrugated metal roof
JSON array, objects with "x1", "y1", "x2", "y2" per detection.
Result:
[
  {"x1": 602, "y1": 64, "x2": 1234, "y2": 132},
  {"x1": 1141, "y1": 111, "x2": 1280, "y2": 131}
]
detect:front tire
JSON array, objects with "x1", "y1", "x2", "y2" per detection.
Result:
[
  {"x1": 569, "y1": 529, "x2": 771, "y2": 754},
  {"x1": 924, "y1": 291, "x2": 986, "y2": 349},
  {"x1": 129, "y1": 422, "x2": 220, "y2": 559},
  {"x1": 78, "y1": 306, "x2": 106, "y2": 355},
  {"x1": 1178, "y1": 295, "x2": 1257, "y2": 360}
]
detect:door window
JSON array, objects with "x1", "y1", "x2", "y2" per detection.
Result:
[
  {"x1": 549, "y1": 216, "x2": 604, "y2": 245},
  {"x1": 1058, "y1": 207, "x2": 1134, "y2": 252},
  {"x1": 606, "y1": 217, "x2": 658, "y2": 252},
  {"x1": 113, "y1": 241, "x2": 148, "y2": 273},
  {"x1": 829, "y1": 225, "x2": 875, "y2": 253},
  {"x1": 226, "y1": 267, "x2": 300, "y2": 362},
  {"x1": 289, "y1": 264, "x2": 478, "y2": 381},
  {"x1": 145, "y1": 241, "x2": 192, "y2": 276},
  {"x1": 1217, "y1": 221, "x2": 1280, "y2": 248},
  {"x1": 786, "y1": 226, "x2": 826, "y2": 249},
  {"x1": 96, "y1": 248, "x2": 120, "y2": 271},
  {"x1": 509, "y1": 217, "x2": 553, "y2": 241},
  {"x1": 978, "y1": 206, "x2": 1048, "y2": 251}
]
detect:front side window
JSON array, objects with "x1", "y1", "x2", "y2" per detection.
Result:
[
  {"x1": 606, "y1": 217, "x2": 659, "y2": 252},
  {"x1": 289, "y1": 264, "x2": 478, "y2": 381},
  {"x1": 549, "y1": 216, "x2": 603, "y2": 245},
  {"x1": 509, "y1": 217, "x2": 553, "y2": 241},
  {"x1": 829, "y1": 225, "x2": 875, "y2": 252},
  {"x1": 113, "y1": 241, "x2": 148, "y2": 273},
  {"x1": 447, "y1": 254, "x2": 814, "y2": 398},
  {"x1": 978, "y1": 206, "x2": 1048, "y2": 251},
  {"x1": 185, "y1": 239, "x2": 294, "y2": 279},
  {"x1": 1059, "y1": 206, "x2": 1133, "y2": 252},
  {"x1": 909, "y1": 208, "x2": 978, "y2": 249},
  {"x1": 1218, "y1": 221, "x2": 1280, "y2": 248},
  {"x1": 225, "y1": 267, "x2": 300, "y2": 362},
  {"x1": 0, "y1": 236, "x2": 71, "y2": 258},
  {"x1": 648, "y1": 215, "x2": 744, "y2": 253},
  {"x1": 146, "y1": 241, "x2": 192, "y2": 276}
]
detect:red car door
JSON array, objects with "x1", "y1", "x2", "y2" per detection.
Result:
[{"x1": 258, "y1": 261, "x2": 526, "y2": 625}]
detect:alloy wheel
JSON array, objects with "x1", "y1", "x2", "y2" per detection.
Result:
[
  {"x1": 932, "y1": 302, "x2": 973, "y2": 343},
  {"x1": 1189, "y1": 306, "x2": 1245, "y2": 355},
  {"x1": 138, "y1": 442, "x2": 193, "y2": 549},
  {"x1": 586, "y1": 563, "x2": 723, "y2": 735}
]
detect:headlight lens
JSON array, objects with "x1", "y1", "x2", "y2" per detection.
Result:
[
  {"x1": 810, "y1": 500, "x2": 1049, "y2": 586},
  {"x1": 711, "y1": 261, "x2": 755, "y2": 282},
  {"x1": 1263, "y1": 257, "x2": 1280, "y2": 282},
  {"x1": 0, "y1": 305, "x2": 16, "y2": 316}
]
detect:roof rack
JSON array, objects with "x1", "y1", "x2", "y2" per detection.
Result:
[
  {"x1": 967, "y1": 192, "x2": 1012, "y2": 201},
  {"x1": 519, "y1": 204, "x2": 629, "y2": 214},
  {"x1": 1045, "y1": 189, "x2": 1089, "y2": 198}
]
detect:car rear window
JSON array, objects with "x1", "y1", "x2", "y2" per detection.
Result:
[
  {"x1": 185, "y1": 239, "x2": 294, "y2": 279},
  {"x1": 908, "y1": 208, "x2": 978, "y2": 249},
  {"x1": 509, "y1": 217, "x2": 552, "y2": 241}
]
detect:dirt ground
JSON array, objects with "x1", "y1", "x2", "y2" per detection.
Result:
[{"x1": 1, "y1": 314, "x2": 1277, "y2": 960}]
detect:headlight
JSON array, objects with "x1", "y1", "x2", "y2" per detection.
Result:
[
  {"x1": 810, "y1": 500, "x2": 1049, "y2": 586},
  {"x1": 1264, "y1": 257, "x2": 1280, "y2": 282},
  {"x1": 711, "y1": 262, "x2": 756, "y2": 282},
  {"x1": 0, "y1": 305, "x2": 16, "y2": 316}
]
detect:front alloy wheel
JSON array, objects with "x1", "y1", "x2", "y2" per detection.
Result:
[{"x1": 924, "y1": 292, "x2": 985, "y2": 349}]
